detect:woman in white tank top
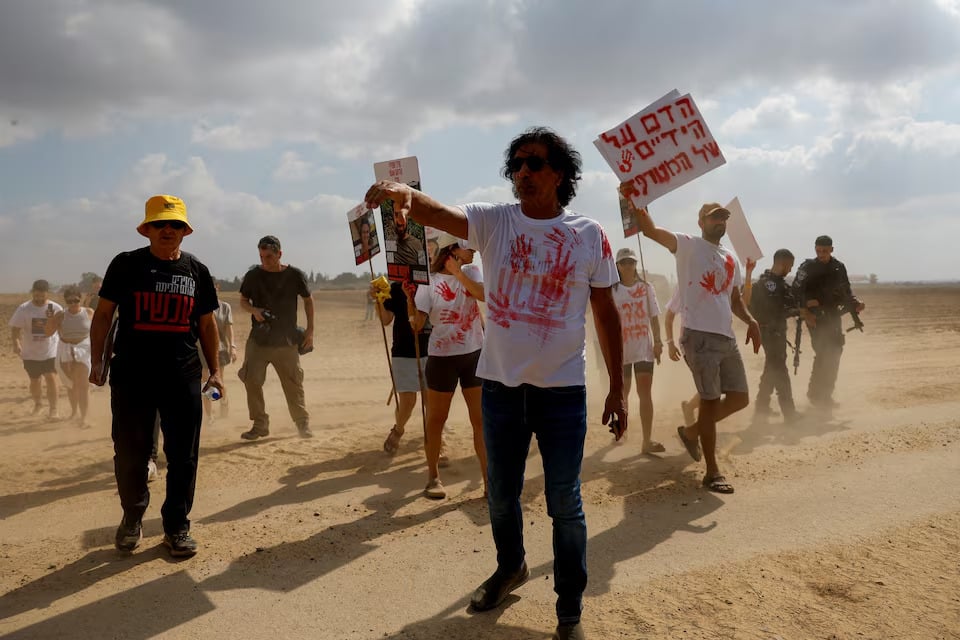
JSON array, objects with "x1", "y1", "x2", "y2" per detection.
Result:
[{"x1": 44, "y1": 286, "x2": 94, "y2": 425}]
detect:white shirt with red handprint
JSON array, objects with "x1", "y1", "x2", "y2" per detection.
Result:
[
  {"x1": 463, "y1": 202, "x2": 618, "y2": 388},
  {"x1": 414, "y1": 264, "x2": 484, "y2": 357},
  {"x1": 673, "y1": 233, "x2": 742, "y2": 339},
  {"x1": 613, "y1": 280, "x2": 661, "y2": 364}
]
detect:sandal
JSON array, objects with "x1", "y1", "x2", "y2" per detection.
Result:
[
  {"x1": 702, "y1": 474, "x2": 734, "y2": 494},
  {"x1": 641, "y1": 441, "x2": 666, "y2": 454},
  {"x1": 383, "y1": 425, "x2": 403, "y2": 455},
  {"x1": 676, "y1": 426, "x2": 702, "y2": 462}
]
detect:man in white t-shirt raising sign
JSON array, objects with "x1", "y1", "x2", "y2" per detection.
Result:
[
  {"x1": 627, "y1": 196, "x2": 761, "y2": 495},
  {"x1": 365, "y1": 127, "x2": 624, "y2": 640}
]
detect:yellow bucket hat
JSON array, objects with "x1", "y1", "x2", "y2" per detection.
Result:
[{"x1": 137, "y1": 194, "x2": 193, "y2": 237}]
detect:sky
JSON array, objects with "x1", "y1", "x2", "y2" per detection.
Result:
[{"x1": 1, "y1": 0, "x2": 959, "y2": 292}]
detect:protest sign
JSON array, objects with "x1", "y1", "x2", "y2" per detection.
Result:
[
  {"x1": 373, "y1": 156, "x2": 429, "y2": 284},
  {"x1": 346, "y1": 204, "x2": 381, "y2": 266},
  {"x1": 724, "y1": 197, "x2": 763, "y2": 265},
  {"x1": 618, "y1": 190, "x2": 644, "y2": 239},
  {"x1": 595, "y1": 90, "x2": 725, "y2": 209}
]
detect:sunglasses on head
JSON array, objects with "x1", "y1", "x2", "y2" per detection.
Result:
[
  {"x1": 507, "y1": 155, "x2": 549, "y2": 173},
  {"x1": 149, "y1": 220, "x2": 187, "y2": 230}
]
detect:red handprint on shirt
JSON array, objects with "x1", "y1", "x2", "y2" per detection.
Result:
[
  {"x1": 699, "y1": 254, "x2": 736, "y2": 295},
  {"x1": 435, "y1": 281, "x2": 456, "y2": 302}
]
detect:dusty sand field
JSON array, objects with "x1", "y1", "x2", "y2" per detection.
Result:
[{"x1": 1, "y1": 286, "x2": 958, "y2": 639}]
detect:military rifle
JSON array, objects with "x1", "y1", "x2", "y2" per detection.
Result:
[
  {"x1": 792, "y1": 316, "x2": 802, "y2": 375},
  {"x1": 846, "y1": 307, "x2": 865, "y2": 333}
]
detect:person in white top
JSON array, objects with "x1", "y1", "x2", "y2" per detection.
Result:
[
  {"x1": 628, "y1": 194, "x2": 760, "y2": 495},
  {"x1": 44, "y1": 285, "x2": 94, "y2": 425},
  {"x1": 612, "y1": 247, "x2": 664, "y2": 454},
  {"x1": 407, "y1": 232, "x2": 487, "y2": 500},
  {"x1": 9, "y1": 279, "x2": 62, "y2": 418},
  {"x1": 366, "y1": 127, "x2": 624, "y2": 640}
]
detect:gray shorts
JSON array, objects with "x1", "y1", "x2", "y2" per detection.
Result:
[
  {"x1": 393, "y1": 356, "x2": 427, "y2": 394},
  {"x1": 680, "y1": 328, "x2": 748, "y2": 401}
]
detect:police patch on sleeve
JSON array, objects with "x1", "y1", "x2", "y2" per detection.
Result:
[{"x1": 765, "y1": 280, "x2": 777, "y2": 292}]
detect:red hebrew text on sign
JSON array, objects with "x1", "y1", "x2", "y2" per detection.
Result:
[{"x1": 595, "y1": 92, "x2": 725, "y2": 209}]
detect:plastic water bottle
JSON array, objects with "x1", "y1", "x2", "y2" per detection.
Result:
[{"x1": 202, "y1": 386, "x2": 221, "y2": 401}]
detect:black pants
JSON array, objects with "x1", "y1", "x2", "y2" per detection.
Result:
[
  {"x1": 110, "y1": 357, "x2": 202, "y2": 535},
  {"x1": 808, "y1": 312, "x2": 844, "y2": 401},
  {"x1": 757, "y1": 327, "x2": 795, "y2": 414}
]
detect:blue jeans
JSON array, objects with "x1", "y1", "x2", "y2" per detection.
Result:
[{"x1": 482, "y1": 379, "x2": 588, "y2": 624}]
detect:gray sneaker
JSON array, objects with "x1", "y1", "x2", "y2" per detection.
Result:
[
  {"x1": 163, "y1": 530, "x2": 198, "y2": 558},
  {"x1": 115, "y1": 516, "x2": 142, "y2": 552}
]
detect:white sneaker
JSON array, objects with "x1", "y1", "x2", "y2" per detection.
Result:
[
  {"x1": 147, "y1": 460, "x2": 158, "y2": 483},
  {"x1": 424, "y1": 478, "x2": 446, "y2": 499}
]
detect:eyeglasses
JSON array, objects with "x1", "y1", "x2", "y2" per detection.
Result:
[
  {"x1": 149, "y1": 220, "x2": 187, "y2": 230},
  {"x1": 66, "y1": 297, "x2": 81, "y2": 304},
  {"x1": 507, "y1": 155, "x2": 549, "y2": 173}
]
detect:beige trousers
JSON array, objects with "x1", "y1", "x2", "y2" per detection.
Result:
[{"x1": 241, "y1": 340, "x2": 308, "y2": 430}]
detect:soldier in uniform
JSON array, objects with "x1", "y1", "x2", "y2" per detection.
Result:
[
  {"x1": 749, "y1": 249, "x2": 801, "y2": 421},
  {"x1": 792, "y1": 236, "x2": 865, "y2": 407}
]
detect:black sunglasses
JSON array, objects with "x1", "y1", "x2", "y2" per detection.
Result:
[
  {"x1": 65, "y1": 297, "x2": 81, "y2": 304},
  {"x1": 149, "y1": 220, "x2": 187, "y2": 230},
  {"x1": 507, "y1": 155, "x2": 549, "y2": 173}
]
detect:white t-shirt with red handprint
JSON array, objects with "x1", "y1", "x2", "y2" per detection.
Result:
[
  {"x1": 673, "y1": 233, "x2": 742, "y2": 339},
  {"x1": 612, "y1": 280, "x2": 660, "y2": 364},
  {"x1": 414, "y1": 264, "x2": 484, "y2": 357}
]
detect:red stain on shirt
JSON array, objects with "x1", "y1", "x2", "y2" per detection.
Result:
[
  {"x1": 509, "y1": 234, "x2": 534, "y2": 274},
  {"x1": 699, "y1": 254, "x2": 736, "y2": 295},
  {"x1": 435, "y1": 281, "x2": 456, "y2": 302},
  {"x1": 600, "y1": 229, "x2": 613, "y2": 259}
]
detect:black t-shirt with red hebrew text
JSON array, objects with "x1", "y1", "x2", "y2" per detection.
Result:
[
  {"x1": 239, "y1": 266, "x2": 311, "y2": 347},
  {"x1": 100, "y1": 247, "x2": 219, "y2": 375}
]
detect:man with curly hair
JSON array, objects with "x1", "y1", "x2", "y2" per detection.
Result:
[{"x1": 365, "y1": 127, "x2": 624, "y2": 640}]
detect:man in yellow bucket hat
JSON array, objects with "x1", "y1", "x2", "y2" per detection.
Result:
[{"x1": 90, "y1": 194, "x2": 223, "y2": 558}]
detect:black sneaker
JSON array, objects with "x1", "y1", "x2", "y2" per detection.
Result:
[
  {"x1": 163, "y1": 530, "x2": 198, "y2": 557},
  {"x1": 469, "y1": 561, "x2": 529, "y2": 611},
  {"x1": 296, "y1": 421, "x2": 314, "y2": 439},
  {"x1": 553, "y1": 622, "x2": 585, "y2": 640},
  {"x1": 114, "y1": 516, "x2": 142, "y2": 552},
  {"x1": 241, "y1": 426, "x2": 269, "y2": 441}
]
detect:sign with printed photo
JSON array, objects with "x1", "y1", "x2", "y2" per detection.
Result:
[
  {"x1": 618, "y1": 190, "x2": 644, "y2": 239},
  {"x1": 595, "y1": 90, "x2": 725, "y2": 210},
  {"x1": 373, "y1": 156, "x2": 429, "y2": 284},
  {"x1": 346, "y1": 204, "x2": 381, "y2": 266}
]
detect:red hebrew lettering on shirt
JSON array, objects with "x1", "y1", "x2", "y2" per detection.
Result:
[
  {"x1": 435, "y1": 281, "x2": 456, "y2": 302},
  {"x1": 509, "y1": 234, "x2": 534, "y2": 274},
  {"x1": 699, "y1": 254, "x2": 736, "y2": 296},
  {"x1": 133, "y1": 291, "x2": 195, "y2": 332}
]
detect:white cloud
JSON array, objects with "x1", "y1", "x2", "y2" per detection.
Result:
[
  {"x1": 272, "y1": 151, "x2": 314, "y2": 182},
  {"x1": 720, "y1": 95, "x2": 811, "y2": 137}
]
